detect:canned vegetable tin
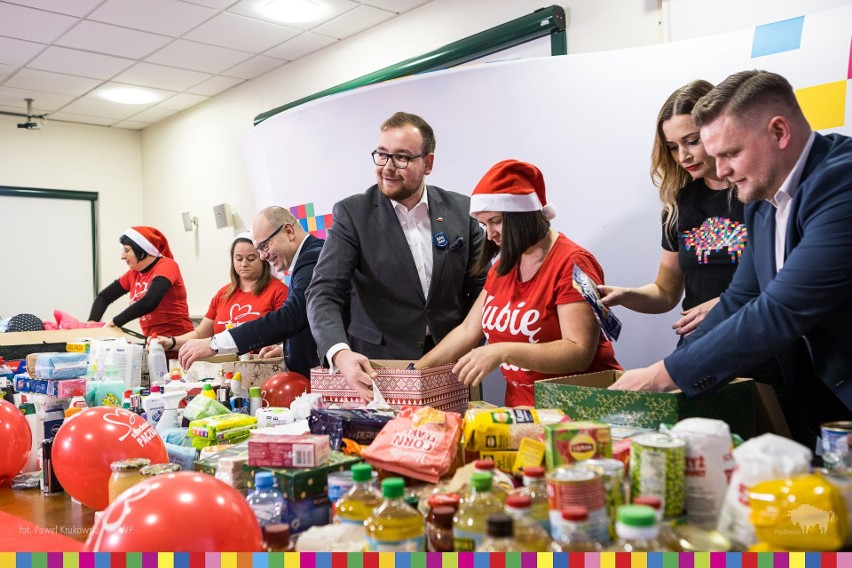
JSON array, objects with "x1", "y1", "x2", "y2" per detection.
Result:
[
  {"x1": 821, "y1": 421, "x2": 852, "y2": 472},
  {"x1": 546, "y1": 464, "x2": 610, "y2": 544},
  {"x1": 630, "y1": 432, "x2": 686, "y2": 518},
  {"x1": 584, "y1": 457, "x2": 626, "y2": 539}
]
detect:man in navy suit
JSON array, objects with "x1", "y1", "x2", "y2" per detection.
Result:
[
  {"x1": 611, "y1": 70, "x2": 852, "y2": 444},
  {"x1": 306, "y1": 112, "x2": 486, "y2": 401},
  {"x1": 179, "y1": 206, "x2": 322, "y2": 378}
]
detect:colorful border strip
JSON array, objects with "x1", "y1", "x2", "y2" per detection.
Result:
[{"x1": 0, "y1": 553, "x2": 847, "y2": 568}]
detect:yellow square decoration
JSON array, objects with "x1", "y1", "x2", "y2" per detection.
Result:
[{"x1": 796, "y1": 80, "x2": 846, "y2": 130}]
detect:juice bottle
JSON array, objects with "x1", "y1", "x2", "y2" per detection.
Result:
[
  {"x1": 453, "y1": 472, "x2": 504, "y2": 551},
  {"x1": 335, "y1": 463, "x2": 381, "y2": 525},
  {"x1": 607, "y1": 505, "x2": 668, "y2": 552},
  {"x1": 504, "y1": 494, "x2": 552, "y2": 551},
  {"x1": 476, "y1": 514, "x2": 524, "y2": 552},
  {"x1": 516, "y1": 466, "x2": 551, "y2": 533},
  {"x1": 365, "y1": 477, "x2": 425, "y2": 551}
]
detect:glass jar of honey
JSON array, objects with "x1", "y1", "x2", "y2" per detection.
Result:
[
  {"x1": 108, "y1": 458, "x2": 151, "y2": 504},
  {"x1": 140, "y1": 463, "x2": 181, "y2": 478}
]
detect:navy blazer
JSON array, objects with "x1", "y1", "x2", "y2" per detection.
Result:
[
  {"x1": 665, "y1": 133, "x2": 852, "y2": 413},
  {"x1": 228, "y1": 234, "x2": 323, "y2": 378}
]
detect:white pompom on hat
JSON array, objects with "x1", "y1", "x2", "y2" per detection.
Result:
[
  {"x1": 123, "y1": 226, "x2": 173, "y2": 259},
  {"x1": 469, "y1": 159, "x2": 556, "y2": 220}
]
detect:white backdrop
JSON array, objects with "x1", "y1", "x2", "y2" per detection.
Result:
[{"x1": 241, "y1": 4, "x2": 852, "y2": 376}]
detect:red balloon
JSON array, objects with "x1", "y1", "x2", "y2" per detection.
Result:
[
  {"x1": 52, "y1": 407, "x2": 168, "y2": 510},
  {"x1": 0, "y1": 399, "x2": 31, "y2": 486},
  {"x1": 85, "y1": 471, "x2": 263, "y2": 552},
  {"x1": 262, "y1": 371, "x2": 310, "y2": 408}
]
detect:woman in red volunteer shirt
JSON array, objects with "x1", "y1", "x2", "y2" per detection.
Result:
[
  {"x1": 88, "y1": 226, "x2": 194, "y2": 355},
  {"x1": 155, "y1": 233, "x2": 288, "y2": 355},
  {"x1": 416, "y1": 160, "x2": 621, "y2": 406}
]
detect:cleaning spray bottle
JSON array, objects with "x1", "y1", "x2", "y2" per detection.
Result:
[{"x1": 156, "y1": 390, "x2": 188, "y2": 433}]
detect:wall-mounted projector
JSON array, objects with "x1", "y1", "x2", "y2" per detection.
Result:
[{"x1": 17, "y1": 120, "x2": 41, "y2": 130}]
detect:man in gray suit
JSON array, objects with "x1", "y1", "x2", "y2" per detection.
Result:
[{"x1": 306, "y1": 111, "x2": 486, "y2": 400}]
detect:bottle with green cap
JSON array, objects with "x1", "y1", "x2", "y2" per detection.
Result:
[
  {"x1": 453, "y1": 471, "x2": 504, "y2": 551},
  {"x1": 607, "y1": 504, "x2": 667, "y2": 551},
  {"x1": 334, "y1": 463, "x2": 381, "y2": 525},
  {"x1": 249, "y1": 386, "x2": 262, "y2": 416},
  {"x1": 365, "y1": 477, "x2": 425, "y2": 551},
  {"x1": 200, "y1": 383, "x2": 216, "y2": 399}
]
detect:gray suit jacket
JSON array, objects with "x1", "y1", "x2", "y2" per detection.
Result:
[{"x1": 306, "y1": 184, "x2": 486, "y2": 361}]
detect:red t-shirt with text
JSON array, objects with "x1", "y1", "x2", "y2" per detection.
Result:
[
  {"x1": 205, "y1": 280, "x2": 289, "y2": 334},
  {"x1": 482, "y1": 233, "x2": 621, "y2": 406},
  {"x1": 118, "y1": 257, "x2": 194, "y2": 337}
]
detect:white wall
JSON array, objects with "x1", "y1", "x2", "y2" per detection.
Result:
[{"x1": 0, "y1": 114, "x2": 142, "y2": 328}]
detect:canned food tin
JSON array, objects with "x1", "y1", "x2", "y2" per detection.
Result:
[
  {"x1": 821, "y1": 421, "x2": 852, "y2": 472},
  {"x1": 584, "y1": 458, "x2": 626, "y2": 539},
  {"x1": 546, "y1": 464, "x2": 610, "y2": 544},
  {"x1": 630, "y1": 433, "x2": 686, "y2": 519}
]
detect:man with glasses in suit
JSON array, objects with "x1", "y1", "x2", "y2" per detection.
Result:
[
  {"x1": 306, "y1": 111, "x2": 486, "y2": 401},
  {"x1": 179, "y1": 206, "x2": 323, "y2": 378}
]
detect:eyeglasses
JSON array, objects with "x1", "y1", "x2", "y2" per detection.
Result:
[
  {"x1": 255, "y1": 224, "x2": 285, "y2": 253},
  {"x1": 371, "y1": 150, "x2": 427, "y2": 169}
]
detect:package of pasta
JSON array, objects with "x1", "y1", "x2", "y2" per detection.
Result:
[
  {"x1": 307, "y1": 408, "x2": 395, "y2": 451},
  {"x1": 362, "y1": 406, "x2": 462, "y2": 484},
  {"x1": 463, "y1": 407, "x2": 566, "y2": 451}
]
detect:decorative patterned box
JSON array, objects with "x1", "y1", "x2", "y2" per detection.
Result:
[
  {"x1": 310, "y1": 360, "x2": 469, "y2": 414},
  {"x1": 184, "y1": 354, "x2": 286, "y2": 389},
  {"x1": 244, "y1": 450, "x2": 362, "y2": 501},
  {"x1": 534, "y1": 370, "x2": 756, "y2": 438}
]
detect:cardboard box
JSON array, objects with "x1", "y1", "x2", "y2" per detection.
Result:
[
  {"x1": 534, "y1": 370, "x2": 757, "y2": 438},
  {"x1": 245, "y1": 450, "x2": 362, "y2": 501},
  {"x1": 184, "y1": 354, "x2": 286, "y2": 390},
  {"x1": 0, "y1": 327, "x2": 132, "y2": 361},
  {"x1": 311, "y1": 360, "x2": 469, "y2": 414}
]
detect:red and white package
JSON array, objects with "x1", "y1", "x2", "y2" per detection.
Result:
[
  {"x1": 362, "y1": 406, "x2": 462, "y2": 484},
  {"x1": 247, "y1": 433, "x2": 330, "y2": 468}
]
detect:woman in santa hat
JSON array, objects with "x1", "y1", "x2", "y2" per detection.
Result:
[
  {"x1": 88, "y1": 226, "x2": 194, "y2": 354},
  {"x1": 151, "y1": 232, "x2": 289, "y2": 356},
  {"x1": 416, "y1": 159, "x2": 621, "y2": 406}
]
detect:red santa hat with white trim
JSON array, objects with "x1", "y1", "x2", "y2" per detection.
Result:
[
  {"x1": 123, "y1": 226, "x2": 174, "y2": 259},
  {"x1": 469, "y1": 159, "x2": 556, "y2": 221}
]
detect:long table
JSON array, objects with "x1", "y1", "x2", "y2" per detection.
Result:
[{"x1": 0, "y1": 485, "x2": 94, "y2": 550}]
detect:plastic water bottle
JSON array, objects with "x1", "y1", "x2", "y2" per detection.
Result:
[
  {"x1": 147, "y1": 336, "x2": 169, "y2": 386},
  {"x1": 247, "y1": 471, "x2": 286, "y2": 529}
]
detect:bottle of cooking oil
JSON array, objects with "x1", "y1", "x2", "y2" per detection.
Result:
[
  {"x1": 365, "y1": 477, "x2": 425, "y2": 551},
  {"x1": 471, "y1": 460, "x2": 508, "y2": 503},
  {"x1": 453, "y1": 472, "x2": 504, "y2": 551},
  {"x1": 632, "y1": 495, "x2": 679, "y2": 551},
  {"x1": 550, "y1": 505, "x2": 602, "y2": 552},
  {"x1": 476, "y1": 515, "x2": 524, "y2": 552},
  {"x1": 335, "y1": 463, "x2": 381, "y2": 525},
  {"x1": 607, "y1": 505, "x2": 668, "y2": 552},
  {"x1": 515, "y1": 466, "x2": 551, "y2": 533},
  {"x1": 504, "y1": 494, "x2": 552, "y2": 551}
]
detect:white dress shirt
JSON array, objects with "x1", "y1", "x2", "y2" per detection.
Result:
[
  {"x1": 769, "y1": 132, "x2": 815, "y2": 272},
  {"x1": 327, "y1": 185, "x2": 434, "y2": 368}
]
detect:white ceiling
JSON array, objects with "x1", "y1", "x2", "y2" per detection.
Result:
[{"x1": 0, "y1": 0, "x2": 431, "y2": 130}]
